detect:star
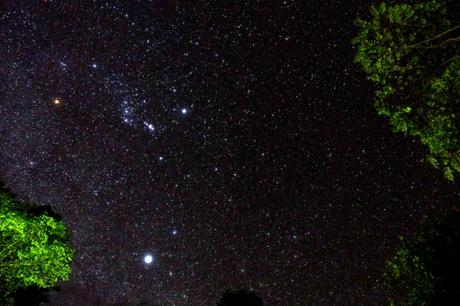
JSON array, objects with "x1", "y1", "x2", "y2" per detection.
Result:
[
  {"x1": 0, "y1": 2, "x2": 422, "y2": 305},
  {"x1": 143, "y1": 121, "x2": 155, "y2": 133},
  {"x1": 143, "y1": 254, "x2": 154, "y2": 265}
]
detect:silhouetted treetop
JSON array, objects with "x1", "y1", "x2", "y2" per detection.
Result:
[{"x1": 216, "y1": 289, "x2": 264, "y2": 306}]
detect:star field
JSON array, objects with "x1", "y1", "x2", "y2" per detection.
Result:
[{"x1": 1, "y1": 1, "x2": 460, "y2": 305}]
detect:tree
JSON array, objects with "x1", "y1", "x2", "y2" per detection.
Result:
[
  {"x1": 353, "y1": 0, "x2": 460, "y2": 180},
  {"x1": 0, "y1": 183, "x2": 74, "y2": 305},
  {"x1": 383, "y1": 210, "x2": 460, "y2": 305},
  {"x1": 216, "y1": 289, "x2": 264, "y2": 306},
  {"x1": 10, "y1": 285, "x2": 59, "y2": 306}
]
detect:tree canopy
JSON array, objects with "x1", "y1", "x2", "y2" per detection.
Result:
[
  {"x1": 0, "y1": 184, "x2": 74, "y2": 305},
  {"x1": 383, "y1": 210, "x2": 460, "y2": 305},
  {"x1": 353, "y1": 0, "x2": 460, "y2": 180}
]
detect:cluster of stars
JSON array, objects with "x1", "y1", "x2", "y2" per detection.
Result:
[{"x1": 2, "y1": 1, "x2": 451, "y2": 306}]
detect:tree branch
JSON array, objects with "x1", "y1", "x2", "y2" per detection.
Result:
[
  {"x1": 404, "y1": 24, "x2": 460, "y2": 49},
  {"x1": 421, "y1": 37, "x2": 460, "y2": 49},
  {"x1": 441, "y1": 55, "x2": 460, "y2": 67},
  {"x1": 0, "y1": 240, "x2": 22, "y2": 261}
]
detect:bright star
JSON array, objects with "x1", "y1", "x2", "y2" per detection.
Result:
[{"x1": 144, "y1": 254, "x2": 154, "y2": 264}]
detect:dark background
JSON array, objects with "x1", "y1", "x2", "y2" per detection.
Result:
[{"x1": 0, "y1": 1, "x2": 458, "y2": 305}]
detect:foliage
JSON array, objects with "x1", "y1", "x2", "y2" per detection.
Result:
[
  {"x1": 216, "y1": 289, "x2": 264, "y2": 306},
  {"x1": 384, "y1": 238, "x2": 435, "y2": 305},
  {"x1": 383, "y1": 210, "x2": 460, "y2": 305},
  {"x1": 353, "y1": 0, "x2": 460, "y2": 180},
  {"x1": 0, "y1": 184, "x2": 74, "y2": 305}
]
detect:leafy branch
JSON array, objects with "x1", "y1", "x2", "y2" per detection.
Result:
[{"x1": 403, "y1": 24, "x2": 460, "y2": 49}]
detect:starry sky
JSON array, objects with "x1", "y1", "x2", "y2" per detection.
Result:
[{"x1": 1, "y1": 1, "x2": 460, "y2": 305}]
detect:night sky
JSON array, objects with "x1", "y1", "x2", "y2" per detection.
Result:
[{"x1": 1, "y1": 1, "x2": 460, "y2": 305}]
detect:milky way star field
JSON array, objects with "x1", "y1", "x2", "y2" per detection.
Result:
[{"x1": 1, "y1": 1, "x2": 459, "y2": 305}]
